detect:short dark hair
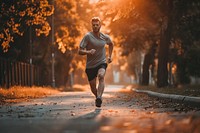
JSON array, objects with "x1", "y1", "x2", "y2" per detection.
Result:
[{"x1": 91, "y1": 17, "x2": 101, "y2": 24}]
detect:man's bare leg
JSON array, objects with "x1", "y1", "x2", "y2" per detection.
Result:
[
  {"x1": 97, "y1": 68, "x2": 106, "y2": 98},
  {"x1": 89, "y1": 77, "x2": 97, "y2": 98}
]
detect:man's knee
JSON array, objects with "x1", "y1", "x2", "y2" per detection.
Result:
[
  {"x1": 98, "y1": 68, "x2": 105, "y2": 80},
  {"x1": 98, "y1": 73, "x2": 105, "y2": 80}
]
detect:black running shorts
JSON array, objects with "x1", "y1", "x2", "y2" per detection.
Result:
[{"x1": 85, "y1": 63, "x2": 107, "y2": 81}]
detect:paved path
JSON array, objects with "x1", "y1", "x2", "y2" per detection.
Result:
[{"x1": 0, "y1": 85, "x2": 200, "y2": 133}]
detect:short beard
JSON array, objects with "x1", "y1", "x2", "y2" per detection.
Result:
[{"x1": 93, "y1": 28, "x2": 100, "y2": 33}]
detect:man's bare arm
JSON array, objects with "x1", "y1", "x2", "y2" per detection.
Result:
[
  {"x1": 107, "y1": 42, "x2": 114, "y2": 63},
  {"x1": 78, "y1": 48, "x2": 96, "y2": 55}
]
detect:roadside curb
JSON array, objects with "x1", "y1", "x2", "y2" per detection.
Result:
[{"x1": 132, "y1": 89, "x2": 200, "y2": 108}]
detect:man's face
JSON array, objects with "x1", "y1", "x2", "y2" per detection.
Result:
[{"x1": 92, "y1": 21, "x2": 101, "y2": 33}]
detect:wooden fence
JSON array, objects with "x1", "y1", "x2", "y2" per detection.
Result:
[{"x1": 0, "y1": 57, "x2": 40, "y2": 88}]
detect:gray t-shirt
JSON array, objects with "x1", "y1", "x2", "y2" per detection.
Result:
[{"x1": 79, "y1": 32, "x2": 112, "y2": 68}]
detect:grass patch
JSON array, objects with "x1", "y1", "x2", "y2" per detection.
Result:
[{"x1": 132, "y1": 84, "x2": 200, "y2": 97}]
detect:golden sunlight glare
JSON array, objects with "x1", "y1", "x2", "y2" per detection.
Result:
[{"x1": 89, "y1": 0, "x2": 99, "y2": 4}]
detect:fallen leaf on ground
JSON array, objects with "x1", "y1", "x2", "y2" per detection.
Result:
[
  {"x1": 71, "y1": 113, "x2": 75, "y2": 116},
  {"x1": 165, "y1": 119, "x2": 173, "y2": 125},
  {"x1": 108, "y1": 109, "x2": 115, "y2": 112},
  {"x1": 123, "y1": 122, "x2": 132, "y2": 127},
  {"x1": 100, "y1": 126, "x2": 113, "y2": 131},
  {"x1": 181, "y1": 118, "x2": 191, "y2": 124},
  {"x1": 130, "y1": 110, "x2": 135, "y2": 113}
]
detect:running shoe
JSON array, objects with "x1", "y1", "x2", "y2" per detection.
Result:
[{"x1": 95, "y1": 97, "x2": 102, "y2": 107}]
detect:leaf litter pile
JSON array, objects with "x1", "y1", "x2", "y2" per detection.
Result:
[{"x1": 0, "y1": 86, "x2": 60, "y2": 104}]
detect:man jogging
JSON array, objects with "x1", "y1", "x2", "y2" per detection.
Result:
[{"x1": 78, "y1": 17, "x2": 114, "y2": 107}]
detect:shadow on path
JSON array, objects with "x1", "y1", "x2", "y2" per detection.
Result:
[{"x1": 60, "y1": 108, "x2": 108, "y2": 133}]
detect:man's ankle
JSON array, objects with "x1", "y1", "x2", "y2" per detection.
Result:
[{"x1": 96, "y1": 96, "x2": 102, "y2": 99}]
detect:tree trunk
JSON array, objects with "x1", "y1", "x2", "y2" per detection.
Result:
[
  {"x1": 142, "y1": 54, "x2": 151, "y2": 85},
  {"x1": 157, "y1": 18, "x2": 172, "y2": 88},
  {"x1": 142, "y1": 43, "x2": 157, "y2": 86},
  {"x1": 157, "y1": 0, "x2": 174, "y2": 88}
]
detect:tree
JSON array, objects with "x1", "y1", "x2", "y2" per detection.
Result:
[
  {"x1": 101, "y1": 0, "x2": 160, "y2": 85},
  {"x1": 0, "y1": 0, "x2": 53, "y2": 52},
  {"x1": 102, "y1": 0, "x2": 200, "y2": 87},
  {"x1": 52, "y1": 0, "x2": 80, "y2": 87},
  {"x1": 186, "y1": 43, "x2": 200, "y2": 78},
  {"x1": 0, "y1": 0, "x2": 54, "y2": 86},
  {"x1": 156, "y1": 0, "x2": 174, "y2": 87},
  {"x1": 174, "y1": 0, "x2": 200, "y2": 84}
]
